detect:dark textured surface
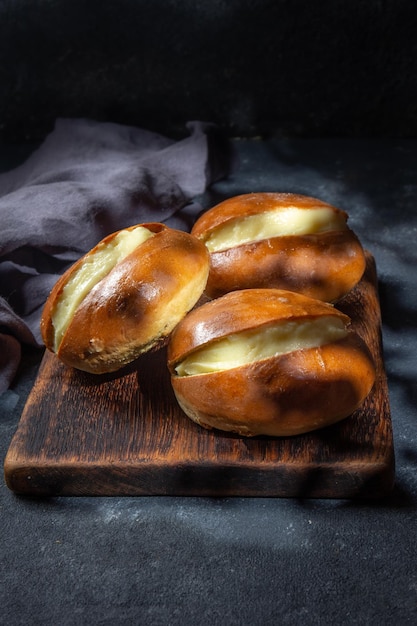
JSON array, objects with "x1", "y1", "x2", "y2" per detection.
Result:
[
  {"x1": 1, "y1": 138, "x2": 417, "y2": 625},
  {"x1": 1, "y1": 1, "x2": 417, "y2": 141}
]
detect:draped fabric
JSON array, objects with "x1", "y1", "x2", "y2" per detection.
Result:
[{"x1": 0, "y1": 118, "x2": 231, "y2": 392}]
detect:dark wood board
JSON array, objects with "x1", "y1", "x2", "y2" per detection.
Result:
[{"x1": 4, "y1": 252, "x2": 395, "y2": 498}]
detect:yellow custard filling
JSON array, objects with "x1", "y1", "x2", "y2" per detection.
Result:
[
  {"x1": 204, "y1": 206, "x2": 346, "y2": 252},
  {"x1": 175, "y1": 316, "x2": 348, "y2": 376},
  {"x1": 52, "y1": 226, "x2": 154, "y2": 350}
]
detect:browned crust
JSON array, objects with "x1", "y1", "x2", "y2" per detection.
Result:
[
  {"x1": 170, "y1": 333, "x2": 376, "y2": 437},
  {"x1": 41, "y1": 223, "x2": 210, "y2": 374},
  {"x1": 40, "y1": 223, "x2": 166, "y2": 352},
  {"x1": 205, "y1": 229, "x2": 365, "y2": 301},
  {"x1": 191, "y1": 193, "x2": 366, "y2": 302},
  {"x1": 167, "y1": 287, "x2": 376, "y2": 437},
  {"x1": 167, "y1": 288, "x2": 350, "y2": 367}
]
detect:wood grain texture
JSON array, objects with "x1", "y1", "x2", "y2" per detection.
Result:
[{"x1": 4, "y1": 252, "x2": 395, "y2": 498}]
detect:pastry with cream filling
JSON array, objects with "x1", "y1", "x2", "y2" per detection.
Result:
[
  {"x1": 41, "y1": 223, "x2": 210, "y2": 374},
  {"x1": 168, "y1": 288, "x2": 376, "y2": 437},
  {"x1": 191, "y1": 192, "x2": 366, "y2": 302}
]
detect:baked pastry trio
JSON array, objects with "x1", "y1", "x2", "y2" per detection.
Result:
[{"x1": 41, "y1": 193, "x2": 374, "y2": 436}]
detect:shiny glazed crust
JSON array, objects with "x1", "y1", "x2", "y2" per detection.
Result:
[
  {"x1": 167, "y1": 288, "x2": 351, "y2": 365},
  {"x1": 191, "y1": 192, "x2": 366, "y2": 302},
  {"x1": 167, "y1": 289, "x2": 376, "y2": 437},
  {"x1": 41, "y1": 223, "x2": 210, "y2": 374}
]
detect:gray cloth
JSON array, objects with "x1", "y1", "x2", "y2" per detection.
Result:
[{"x1": 0, "y1": 118, "x2": 230, "y2": 392}]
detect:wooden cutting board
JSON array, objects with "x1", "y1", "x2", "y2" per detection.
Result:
[{"x1": 4, "y1": 252, "x2": 395, "y2": 498}]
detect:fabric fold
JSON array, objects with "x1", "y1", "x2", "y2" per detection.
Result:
[{"x1": 0, "y1": 118, "x2": 231, "y2": 392}]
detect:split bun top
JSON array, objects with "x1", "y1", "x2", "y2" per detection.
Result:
[
  {"x1": 167, "y1": 289, "x2": 376, "y2": 437},
  {"x1": 41, "y1": 223, "x2": 210, "y2": 374},
  {"x1": 191, "y1": 192, "x2": 366, "y2": 302}
]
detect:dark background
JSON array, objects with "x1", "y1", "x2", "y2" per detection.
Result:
[
  {"x1": 1, "y1": 0, "x2": 417, "y2": 142},
  {"x1": 2, "y1": 3, "x2": 417, "y2": 625}
]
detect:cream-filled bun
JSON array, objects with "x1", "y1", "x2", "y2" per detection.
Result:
[
  {"x1": 41, "y1": 223, "x2": 210, "y2": 374},
  {"x1": 191, "y1": 192, "x2": 366, "y2": 302},
  {"x1": 167, "y1": 289, "x2": 375, "y2": 437}
]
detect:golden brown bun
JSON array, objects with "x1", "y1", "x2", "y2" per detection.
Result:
[
  {"x1": 191, "y1": 192, "x2": 366, "y2": 302},
  {"x1": 41, "y1": 223, "x2": 210, "y2": 374},
  {"x1": 167, "y1": 289, "x2": 376, "y2": 437}
]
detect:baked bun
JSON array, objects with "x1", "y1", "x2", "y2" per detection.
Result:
[
  {"x1": 41, "y1": 223, "x2": 210, "y2": 374},
  {"x1": 167, "y1": 288, "x2": 375, "y2": 437},
  {"x1": 191, "y1": 192, "x2": 366, "y2": 302}
]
